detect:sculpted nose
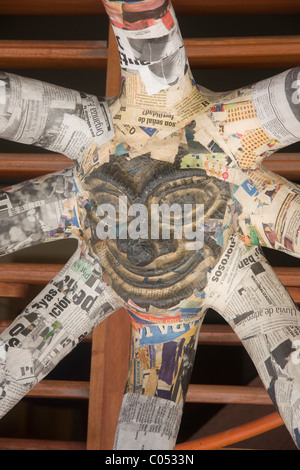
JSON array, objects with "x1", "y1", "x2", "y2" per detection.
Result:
[{"x1": 127, "y1": 239, "x2": 156, "y2": 267}]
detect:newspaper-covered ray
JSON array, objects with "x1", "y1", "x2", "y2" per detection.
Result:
[
  {"x1": 0, "y1": 243, "x2": 122, "y2": 418},
  {"x1": 113, "y1": 306, "x2": 204, "y2": 449},
  {"x1": 0, "y1": 72, "x2": 114, "y2": 165},
  {"x1": 0, "y1": 168, "x2": 80, "y2": 255},
  {"x1": 0, "y1": 0, "x2": 300, "y2": 450},
  {"x1": 205, "y1": 236, "x2": 300, "y2": 447}
]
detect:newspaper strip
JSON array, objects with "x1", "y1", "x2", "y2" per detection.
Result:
[
  {"x1": 111, "y1": 302, "x2": 203, "y2": 449},
  {"x1": 0, "y1": 72, "x2": 114, "y2": 165},
  {"x1": 113, "y1": 71, "x2": 211, "y2": 134},
  {"x1": 113, "y1": 393, "x2": 183, "y2": 450},
  {"x1": 204, "y1": 235, "x2": 300, "y2": 448},
  {"x1": 252, "y1": 68, "x2": 300, "y2": 146},
  {"x1": 0, "y1": 168, "x2": 81, "y2": 255},
  {"x1": 223, "y1": 162, "x2": 300, "y2": 259},
  {"x1": 0, "y1": 244, "x2": 122, "y2": 418},
  {"x1": 103, "y1": 0, "x2": 189, "y2": 96},
  {"x1": 193, "y1": 70, "x2": 300, "y2": 170},
  {"x1": 126, "y1": 313, "x2": 201, "y2": 399},
  {"x1": 250, "y1": 183, "x2": 300, "y2": 257}
]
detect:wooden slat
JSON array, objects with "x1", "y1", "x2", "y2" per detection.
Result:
[
  {"x1": 0, "y1": 263, "x2": 64, "y2": 285},
  {"x1": 0, "y1": 153, "x2": 299, "y2": 180},
  {"x1": 0, "y1": 153, "x2": 72, "y2": 178},
  {"x1": 0, "y1": 0, "x2": 299, "y2": 16},
  {"x1": 86, "y1": 323, "x2": 108, "y2": 449},
  {"x1": 28, "y1": 379, "x2": 89, "y2": 399},
  {"x1": 0, "y1": 40, "x2": 107, "y2": 69},
  {"x1": 264, "y1": 153, "x2": 300, "y2": 180},
  {"x1": 275, "y1": 266, "x2": 300, "y2": 286},
  {"x1": 0, "y1": 438, "x2": 86, "y2": 450},
  {"x1": 2, "y1": 36, "x2": 300, "y2": 70},
  {"x1": 0, "y1": 281, "x2": 29, "y2": 298},
  {"x1": 185, "y1": 36, "x2": 300, "y2": 69},
  {"x1": 172, "y1": 0, "x2": 300, "y2": 15},
  {"x1": 0, "y1": 320, "x2": 239, "y2": 347},
  {"x1": 186, "y1": 384, "x2": 272, "y2": 405},
  {"x1": 199, "y1": 324, "x2": 240, "y2": 345},
  {"x1": 0, "y1": 0, "x2": 105, "y2": 15},
  {"x1": 93, "y1": 310, "x2": 131, "y2": 450},
  {"x1": 0, "y1": 320, "x2": 10, "y2": 332},
  {"x1": 5, "y1": 315, "x2": 300, "y2": 348},
  {"x1": 286, "y1": 287, "x2": 300, "y2": 304}
]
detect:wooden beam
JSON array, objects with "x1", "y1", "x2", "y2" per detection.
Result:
[
  {"x1": 0, "y1": 0, "x2": 299, "y2": 16},
  {"x1": 199, "y1": 324, "x2": 240, "y2": 345},
  {"x1": 0, "y1": 263, "x2": 64, "y2": 285},
  {"x1": 285, "y1": 287, "x2": 300, "y2": 304},
  {"x1": 185, "y1": 36, "x2": 300, "y2": 69},
  {"x1": 0, "y1": 438, "x2": 86, "y2": 450},
  {"x1": 28, "y1": 379, "x2": 90, "y2": 400},
  {"x1": 0, "y1": 0, "x2": 106, "y2": 15},
  {"x1": 186, "y1": 384, "x2": 272, "y2": 405},
  {"x1": 2, "y1": 36, "x2": 300, "y2": 70},
  {"x1": 0, "y1": 153, "x2": 299, "y2": 180},
  {"x1": 0, "y1": 40, "x2": 107, "y2": 69},
  {"x1": 173, "y1": 0, "x2": 300, "y2": 15},
  {"x1": 86, "y1": 321, "x2": 108, "y2": 449},
  {"x1": 0, "y1": 153, "x2": 72, "y2": 178},
  {"x1": 86, "y1": 27, "x2": 129, "y2": 451},
  {"x1": 275, "y1": 266, "x2": 300, "y2": 286},
  {"x1": 0, "y1": 282, "x2": 29, "y2": 298},
  {"x1": 263, "y1": 153, "x2": 300, "y2": 180}
]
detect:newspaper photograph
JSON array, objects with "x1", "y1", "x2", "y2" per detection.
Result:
[{"x1": 1, "y1": 0, "x2": 300, "y2": 451}]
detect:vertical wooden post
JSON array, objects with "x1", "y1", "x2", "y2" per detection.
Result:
[{"x1": 86, "y1": 25, "x2": 131, "y2": 450}]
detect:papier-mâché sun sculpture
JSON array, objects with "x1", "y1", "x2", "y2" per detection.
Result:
[{"x1": 0, "y1": 0, "x2": 300, "y2": 450}]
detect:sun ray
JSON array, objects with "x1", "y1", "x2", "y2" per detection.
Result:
[
  {"x1": 0, "y1": 71, "x2": 114, "y2": 165},
  {"x1": 204, "y1": 236, "x2": 300, "y2": 448},
  {"x1": 0, "y1": 168, "x2": 81, "y2": 256},
  {"x1": 0, "y1": 242, "x2": 122, "y2": 418}
]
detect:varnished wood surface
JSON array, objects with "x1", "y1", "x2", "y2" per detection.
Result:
[
  {"x1": 28, "y1": 379, "x2": 90, "y2": 399},
  {"x1": 0, "y1": 438, "x2": 86, "y2": 450},
  {"x1": 0, "y1": 40, "x2": 107, "y2": 69},
  {"x1": 0, "y1": 153, "x2": 299, "y2": 180},
  {"x1": 186, "y1": 383, "x2": 272, "y2": 405},
  {"x1": 185, "y1": 36, "x2": 300, "y2": 69},
  {"x1": 1, "y1": 36, "x2": 300, "y2": 70},
  {"x1": 0, "y1": 0, "x2": 299, "y2": 15}
]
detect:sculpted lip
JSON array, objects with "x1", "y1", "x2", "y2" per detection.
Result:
[{"x1": 95, "y1": 236, "x2": 217, "y2": 309}]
